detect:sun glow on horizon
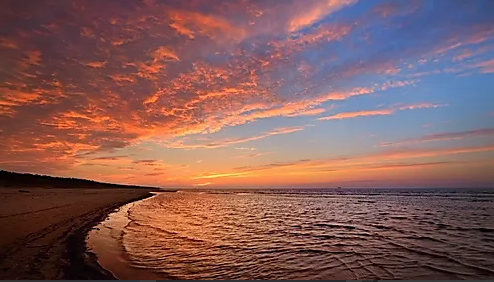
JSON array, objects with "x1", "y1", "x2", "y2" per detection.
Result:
[{"x1": 1, "y1": 0, "x2": 494, "y2": 188}]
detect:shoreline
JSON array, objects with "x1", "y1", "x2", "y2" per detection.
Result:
[
  {"x1": 64, "y1": 192, "x2": 155, "y2": 280},
  {"x1": 0, "y1": 187, "x2": 160, "y2": 279}
]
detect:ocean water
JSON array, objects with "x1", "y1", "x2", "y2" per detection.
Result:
[{"x1": 87, "y1": 188, "x2": 494, "y2": 280}]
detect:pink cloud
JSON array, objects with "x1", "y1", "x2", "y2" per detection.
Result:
[
  {"x1": 288, "y1": 0, "x2": 358, "y2": 32},
  {"x1": 381, "y1": 128, "x2": 494, "y2": 146},
  {"x1": 317, "y1": 109, "x2": 394, "y2": 120}
]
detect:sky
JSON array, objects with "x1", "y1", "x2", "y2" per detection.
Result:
[{"x1": 0, "y1": 0, "x2": 494, "y2": 188}]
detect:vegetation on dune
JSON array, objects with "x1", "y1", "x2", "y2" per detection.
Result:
[{"x1": 0, "y1": 170, "x2": 160, "y2": 190}]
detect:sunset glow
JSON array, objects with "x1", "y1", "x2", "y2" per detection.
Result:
[{"x1": 1, "y1": 0, "x2": 494, "y2": 188}]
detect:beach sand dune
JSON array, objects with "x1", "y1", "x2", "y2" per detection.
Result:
[{"x1": 0, "y1": 187, "x2": 153, "y2": 279}]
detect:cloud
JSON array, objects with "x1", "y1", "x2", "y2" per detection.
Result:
[
  {"x1": 317, "y1": 103, "x2": 445, "y2": 121},
  {"x1": 288, "y1": 0, "x2": 358, "y2": 32},
  {"x1": 372, "y1": 1, "x2": 421, "y2": 18},
  {"x1": 216, "y1": 144, "x2": 494, "y2": 178},
  {"x1": 200, "y1": 82, "x2": 409, "y2": 127},
  {"x1": 318, "y1": 109, "x2": 394, "y2": 120},
  {"x1": 108, "y1": 74, "x2": 136, "y2": 83},
  {"x1": 19, "y1": 50, "x2": 42, "y2": 68},
  {"x1": 132, "y1": 159, "x2": 158, "y2": 165},
  {"x1": 233, "y1": 159, "x2": 317, "y2": 173},
  {"x1": 475, "y1": 59, "x2": 494, "y2": 74},
  {"x1": 236, "y1": 152, "x2": 271, "y2": 158},
  {"x1": 165, "y1": 126, "x2": 305, "y2": 150},
  {"x1": 398, "y1": 103, "x2": 447, "y2": 110},
  {"x1": 452, "y1": 45, "x2": 493, "y2": 62},
  {"x1": 117, "y1": 166, "x2": 138, "y2": 170},
  {"x1": 439, "y1": 57, "x2": 494, "y2": 76},
  {"x1": 151, "y1": 46, "x2": 180, "y2": 62},
  {"x1": 193, "y1": 182, "x2": 212, "y2": 187},
  {"x1": 85, "y1": 61, "x2": 107, "y2": 68},
  {"x1": 0, "y1": 37, "x2": 18, "y2": 49},
  {"x1": 0, "y1": 0, "x2": 493, "y2": 178},
  {"x1": 191, "y1": 172, "x2": 249, "y2": 180},
  {"x1": 144, "y1": 172, "x2": 165, "y2": 176},
  {"x1": 374, "y1": 145, "x2": 494, "y2": 160},
  {"x1": 80, "y1": 163, "x2": 111, "y2": 167},
  {"x1": 236, "y1": 147, "x2": 257, "y2": 151},
  {"x1": 286, "y1": 107, "x2": 327, "y2": 117},
  {"x1": 380, "y1": 80, "x2": 416, "y2": 91},
  {"x1": 363, "y1": 161, "x2": 457, "y2": 170},
  {"x1": 165, "y1": 8, "x2": 246, "y2": 41},
  {"x1": 381, "y1": 128, "x2": 494, "y2": 146},
  {"x1": 90, "y1": 155, "x2": 130, "y2": 161}
]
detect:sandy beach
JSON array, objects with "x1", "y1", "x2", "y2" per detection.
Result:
[{"x1": 0, "y1": 187, "x2": 155, "y2": 279}]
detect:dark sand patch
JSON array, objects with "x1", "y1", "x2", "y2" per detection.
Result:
[{"x1": 0, "y1": 187, "x2": 155, "y2": 279}]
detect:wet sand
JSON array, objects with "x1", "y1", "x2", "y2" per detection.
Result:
[{"x1": 0, "y1": 187, "x2": 155, "y2": 279}]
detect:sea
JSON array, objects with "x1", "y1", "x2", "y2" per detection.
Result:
[{"x1": 87, "y1": 188, "x2": 494, "y2": 280}]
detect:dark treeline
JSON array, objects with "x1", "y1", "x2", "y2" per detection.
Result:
[{"x1": 0, "y1": 170, "x2": 162, "y2": 190}]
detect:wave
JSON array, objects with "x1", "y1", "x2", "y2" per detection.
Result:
[{"x1": 88, "y1": 189, "x2": 494, "y2": 280}]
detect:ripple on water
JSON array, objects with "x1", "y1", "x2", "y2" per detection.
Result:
[{"x1": 88, "y1": 189, "x2": 494, "y2": 280}]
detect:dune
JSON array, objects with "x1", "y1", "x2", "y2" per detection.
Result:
[{"x1": 0, "y1": 187, "x2": 155, "y2": 279}]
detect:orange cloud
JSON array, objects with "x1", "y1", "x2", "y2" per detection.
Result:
[
  {"x1": 151, "y1": 46, "x2": 180, "y2": 62},
  {"x1": 207, "y1": 82, "x2": 409, "y2": 128},
  {"x1": 191, "y1": 172, "x2": 249, "y2": 180},
  {"x1": 108, "y1": 74, "x2": 136, "y2": 83},
  {"x1": 1, "y1": 0, "x2": 492, "y2": 184},
  {"x1": 144, "y1": 172, "x2": 164, "y2": 176},
  {"x1": 166, "y1": 9, "x2": 246, "y2": 41},
  {"x1": 90, "y1": 155, "x2": 130, "y2": 161},
  {"x1": 166, "y1": 126, "x2": 305, "y2": 150},
  {"x1": 132, "y1": 159, "x2": 158, "y2": 165},
  {"x1": 0, "y1": 38, "x2": 18, "y2": 49},
  {"x1": 80, "y1": 27, "x2": 94, "y2": 37},
  {"x1": 85, "y1": 61, "x2": 107, "y2": 68},
  {"x1": 169, "y1": 22, "x2": 195, "y2": 39},
  {"x1": 318, "y1": 103, "x2": 445, "y2": 121},
  {"x1": 236, "y1": 152, "x2": 271, "y2": 159},
  {"x1": 323, "y1": 87, "x2": 374, "y2": 101},
  {"x1": 0, "y1": 88, "x2": 45, "y2": 112},
  {"x1": 133, "y1": 61, "x2": 165, "y2": 80},
  {"x1": 193, "y1": 182, "x2": 212, "y2": 187},
  {"x1": 22, "y1": 50, "x2": 42, "y2": 66},
  {"x1": 286, "y1": 108, "x2": 327, "y2": 117},
  {"x1": 281, "y1": 22, "x2": 353, "y2": 53},
  {"x1": 348, "y1": 161, "x2": 462, "y2": 173},
  {"x1": 217, "y1": 144, "x2": 494, "y2": 179}
]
